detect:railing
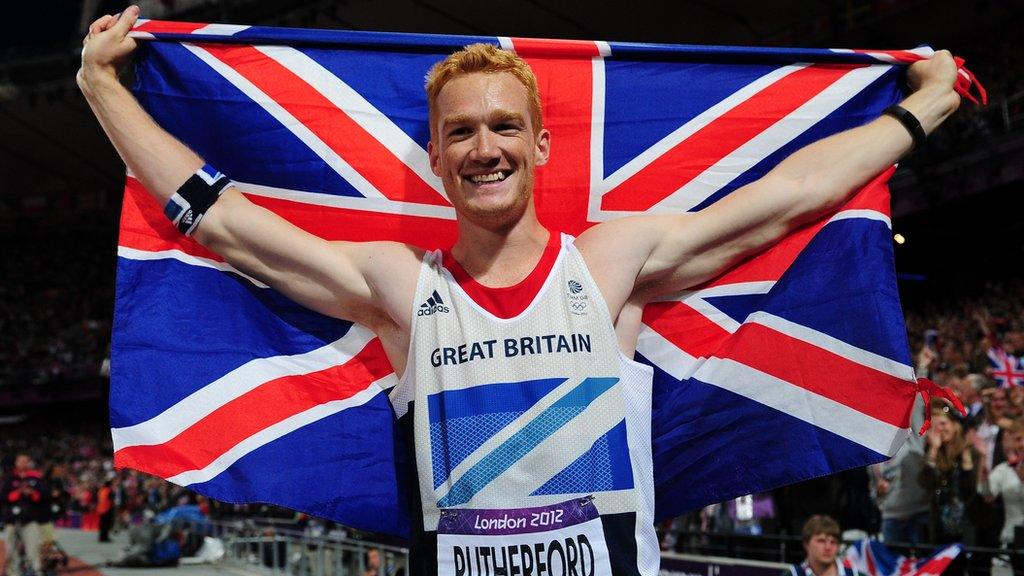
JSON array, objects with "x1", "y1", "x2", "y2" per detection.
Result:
[
  {"x1": 181, "y1": 519, "x2": 410, "y2": 576},
  {"x1": 143, "y1": 512, "x2": 1024, "y2": 575}
]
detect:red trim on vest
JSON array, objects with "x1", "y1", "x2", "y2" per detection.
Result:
[{"x1": 442, "y1": 231, "x2": 560, "y2": 319}]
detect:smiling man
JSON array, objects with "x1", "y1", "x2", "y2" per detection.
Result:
[{"x1": 78, "y1": 6, "x2": 961, "y2": 575}]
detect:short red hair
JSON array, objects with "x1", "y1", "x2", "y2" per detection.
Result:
[{"x1": 424, "y1": 43, "x2": 543, "y2": 138}]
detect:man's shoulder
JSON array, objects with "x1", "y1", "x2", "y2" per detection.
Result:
[
  {"x1": 348, "y1": 240, "x2": 426, "y2": 259},
  {"x1": 346, "y1": 240, "x2": 427, "y2": 283}
]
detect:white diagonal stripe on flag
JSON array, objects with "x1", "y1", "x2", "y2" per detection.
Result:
[
  {"x1": 649, "y1": 64, "x2": 892, "y2": 213},
  {"x1": 694, "y1": 357, "x2": 908, "y2": 455},
  {"x1": 829, "y1": 208, "x2": 892, "y2": 228},
  {"x1": 235, "y1": 180, "x2": 456, "y2": 220},
  {"x1": 168, "y1": 379, "x2": 389, "y2": 486},
  {"x1": 192, "y1": 24, "x2": 250, "y2": 36},
  {"x1": 117, "y1": 246, "x2": 269, "y2": 289},
  {"x1": 183, "y1": 43, "x2": 390, "y2": 202},
  {"x1": 254, "y1": 45, "x2": 447, "y2": 201},
  {"x1": 635, "y1": 324, "x2": 699, "y2": 381},
  {"x1": 654, "y1": 280, "x2": 776, "y2": 304},
  {"x1": 111, "y1": 324, "x2": 379, "y2": 451},
  {"x1": 748, "y1": 311, "x2": 916, "y2": 382},
  {"x1": 830, "y1": 46, "x2": 934, "y2": 64},
  {"x1": 592, "y1": 64, "x2": 808, "y2": 198}
]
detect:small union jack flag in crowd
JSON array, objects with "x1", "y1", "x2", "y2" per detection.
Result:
[
  {"x1": 989, "y1": 347, "x2": 1024, "y2": 388},
  {"x1": 110, "y1": 20, "x2": 982, "y2": 537},
  {"x1": 845, "y1": 539, "x2": 961, "y2": 576}
]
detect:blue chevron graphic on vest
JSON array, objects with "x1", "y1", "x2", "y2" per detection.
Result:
[
  {"x1": 531, "y1": 418, "x2": 634, "y2": 495},
  {"x1": 428, "y1": 377, "x2": 567, "y2": 489},
  {"x1": 436, "y1": 376, "x2": 620, "y2": 508}
]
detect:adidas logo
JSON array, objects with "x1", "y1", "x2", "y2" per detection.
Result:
[{"x1": 417, "y1": 290, "x2": 450, "y2": 316}]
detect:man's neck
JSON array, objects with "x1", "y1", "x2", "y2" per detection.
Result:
[
  {"x1": 806, "y1": 559, "x2": 837, "y2": 576},
  {"x1": 449, "y1": 214, "x2": 550, "y2": 288}
]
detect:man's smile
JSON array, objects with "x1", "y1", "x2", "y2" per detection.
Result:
[{"x1": 465, "y1": 170, "x2": 511, "y2": 184}]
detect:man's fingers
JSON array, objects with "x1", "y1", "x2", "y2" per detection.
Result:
[
  {"x1": 113, "y1": 5, "x2": 141, "y2": 36},
  {"x1": 89, "y1": 14, "x2": 116, "y2": 36}
]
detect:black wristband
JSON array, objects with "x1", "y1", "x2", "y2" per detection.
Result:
[
  {"x1": 164, "y1": 165, "x2": 232, "y2": 236},
  {"x1": 883, "y1": 105, "x2": 927, "y2": 152}
]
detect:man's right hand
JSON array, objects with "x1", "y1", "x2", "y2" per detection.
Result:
[{"x1": 78, "y1": 5, "x2": 141, "y2": 91}]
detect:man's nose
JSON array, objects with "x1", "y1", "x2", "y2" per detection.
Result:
[{"x1": 470, "y1": 129, "x2": 500, "y2": 162}]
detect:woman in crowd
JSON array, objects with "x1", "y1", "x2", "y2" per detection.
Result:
[
  {"x1": 978, "y1": 420, "x2": 1024, "y2": 551},
  {"x1": 920, "y1": 402, "x2": 981, "y2": 544}
]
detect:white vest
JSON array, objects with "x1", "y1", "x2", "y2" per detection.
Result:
[{"x1": 392, "y1": 233, "x2": 659, "y2": 575}]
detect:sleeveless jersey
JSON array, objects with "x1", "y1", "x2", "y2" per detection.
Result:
[{"x1": 391, "y1": 233, "x2": 659, "y2": 576}]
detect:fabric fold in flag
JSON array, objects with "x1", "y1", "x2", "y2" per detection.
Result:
[{"x1": 114, "y1": 19, "x2": 938, "y2": 538}]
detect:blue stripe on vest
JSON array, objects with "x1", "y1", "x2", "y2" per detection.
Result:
[{"x1": 437, "y1": 377, "x2": 619, "y2": 507}]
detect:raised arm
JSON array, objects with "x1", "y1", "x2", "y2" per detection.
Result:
[
  {"x1": 77, "y1": 7, "x2": 420, "y2": 330},
  {"x1": 579, "y1": 52, "x2": 961, "y2": 315}
]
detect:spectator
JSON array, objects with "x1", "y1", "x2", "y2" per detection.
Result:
[
  {"x1": 970, "y1": 381, "x2": 1011, "y2": 551},
  {"x1": 978, "y1": 419, "x2": 1024, "y2": 551},
  {"x1": 875, "y1": 397, "x2": 930, "y2": 545},
  {"x1": 2, "y1": 454, "x2": 48, "y2": 576},
  {"x1": 97, "y1": 479, "x2": 114, "y2": 542},
  {"x1": 363, "y1": 548, "x2": 381, "y2": 576},
  {"x1": 957, "y1": 373, "x2": 987, "y2": 426},
  {"x1": 920, "y1": 403, "x2": 980, "y2": 545},
  {"x1": 972, "y1": 382, "x2": 1010, "y2": 472},
  {"x1": 784, "y1": 515, "x2": 855, "y2": 576}
]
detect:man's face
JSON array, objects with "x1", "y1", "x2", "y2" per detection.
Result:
[
  {"x1": 804, "y1": 533, "x2": 838, "y2": 566},
  {"x1": 14, "y1": 455, "x2": 31, "y2": 472},
  {"x1": 366, "y1": 549, "x2": 380, "y2": 569},
  {"x1": 949, "y1": 376, "x2": 968, "y2": 401},
  {"x1": 1004, "y1": 430, "x2": 1024, "y2": 465},
  {"x1": 428, "y1": 72, "x2": 550, "y2": 229},
  {"x1": 989, "y1": 389, "x2": 1008, "y2": 419}
]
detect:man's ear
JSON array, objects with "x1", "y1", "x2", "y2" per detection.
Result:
[
  {"x1": 428, "y1": 140, "x2": 441, "y2": 177},
  {"x1": 535, "y1": 128, "x2": 551, "y2": 167}
]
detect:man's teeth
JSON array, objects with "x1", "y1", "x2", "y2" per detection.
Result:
[{"x1": 469, "y1": 172, "x2": 507, "y2": 183}]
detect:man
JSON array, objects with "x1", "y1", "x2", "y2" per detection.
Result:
[
  {"x1": 96, "y1": 479, "x2": 114, "y2": 543},
  {"x1": 953, "y1": 369, "x2": 985, "y2": 427},
  {"x1": 78, "y1": 6, "x2": 960, "y2": 575},
  {"x1": 2, "y1": 455, "x2": 48, "y2": 576},
  {"x1": 787, "y1": 515, "x2": 855, "y2": 576}
]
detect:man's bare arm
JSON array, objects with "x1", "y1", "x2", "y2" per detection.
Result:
[
  {"x1": 580, "y1": 51, "x2": 961, "y2": 316},
  {"x1": 78, "y1": 7, "x2": 418, "y2": 328}
]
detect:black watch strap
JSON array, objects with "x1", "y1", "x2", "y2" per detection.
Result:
[{"x1": 883, "y1": 104, "x2": 927, "y2": 151}]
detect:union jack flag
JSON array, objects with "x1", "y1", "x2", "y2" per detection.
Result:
[
  {"x1": 989, "y1": 347, "x2": 1024, "y2": 388},
  {"x1": 111, "y1": 21, "x2": 976, "y2": 537},
  {"x1": 845, "y1": 539, "x2": 961, "y2": 576}
]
